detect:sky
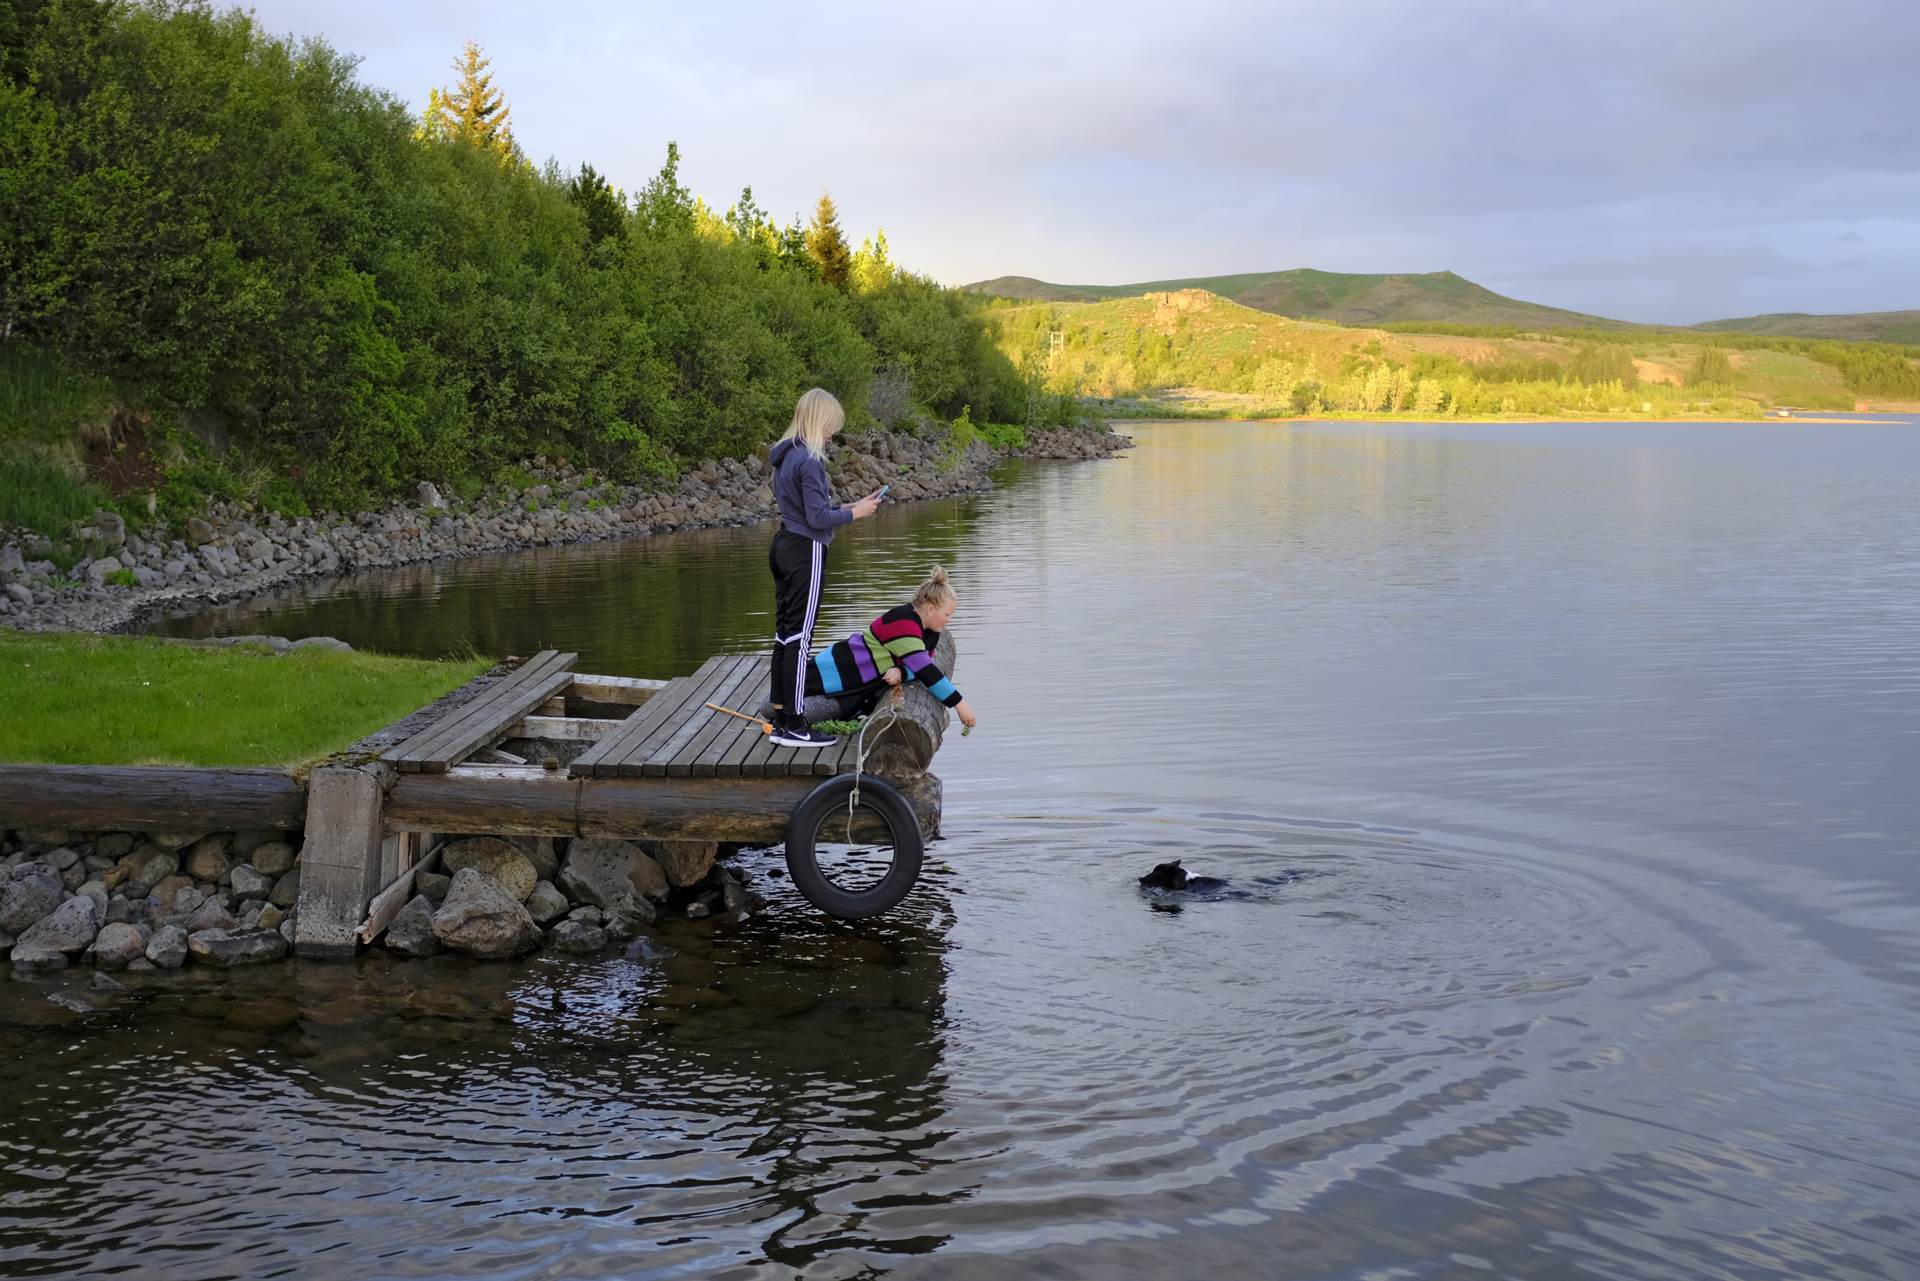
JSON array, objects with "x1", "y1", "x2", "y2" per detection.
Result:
[{"x1": 241, "y1": 0, "x2": 1919, "y2": 325}]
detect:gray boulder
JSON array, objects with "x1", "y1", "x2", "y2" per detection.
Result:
[
  {"x1": 149, "y1": 831, "x2": 205, "y2": 852},
  {"x1": 256, "y1": 903, "x2": 287, "y2": 933},
  {"x1": 546, "y1": 920, "x2": 608, "y2": 955},
  {"x1": 512, "y1": 836, "x2": 561, "y2": 882},
  {"x1": 649, "y1": 840, "x2": 719, "y2": 888},
  {"x1": 183, "y1": 836, "x2": 230, "y2": 882},
  {"x1": 560, "y1": 838, "x2": 669, "y2": 916},
  {"x1": 146, "y1": 925, "x2": 189, "y2": 969},
  {"x1": 268, "y1": 868, "x2": 300, "y2": 908},
  {"x1": 188, "y1": 927, "x2": 288, "y2": 968},
  {"x1": 184, "y1": 899, "x2": 235, "y2": 933},
  {"x1": 430, "y1": 868, "x2": 539, "y2": 959},
  {"x1": 525, "y1": 880, "x2": 569, "y2": 925},
  {"x1": 123, "y1": 846, "x2": 179, "y2": 896},
  {"x1": 0, "y1": 863, "x2": 65, "y2": 932},
  {"x1": 185, "y1": 516, "x2": 215, "y2": 546},
  {"x1": 45, "y1": 846, "x2": 80, "y2": 872},
  {"x1": 94, "y1": 833, "x2": 136, "y2": 860},
  {"x1": 440, "y1": 837, "x2": 537, "y2": 902},
  {"x1": 230, "y1": 865, "x2": 273, "y2": 898},
  {"x1": 250, "y1": 842, "x2": 296, "y2": 876},
  {"x1": 92, "y1": 922, "x2": 147, "y2": 970},
  {"x1": 10, "y1": 942, "x2": 67, "y2": 973},
  {"x1": 383, "y1": 894, "x2": 441, "y2": 957},
  {"x1": 18, "y1": 896, "x2": 100, "y2": 954},
  {"x1": 415, "y1": 871, "x2": 451, "y2": 902}
]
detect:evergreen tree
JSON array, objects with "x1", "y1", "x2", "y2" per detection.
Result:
[
  {"x1": 566, "y1": 163, "x2": 626, "y2": 245},
  {"x1": 851, "y1": 229, "x2": 894, "y2": 293},
  {"x1": 805, "y1": 193, "x2": 852, "y2": 291},
  {"x1": 424, "y1": 39, "x2": 513, "y2": 157}
]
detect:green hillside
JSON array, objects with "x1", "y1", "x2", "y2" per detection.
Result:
[
  {"x1": 965, "y1": 268, "x2": 1633, "y2": 330},
  {"x1": 1693, "y1": 310, "x2": 1920, "y2": 344},
  {"x1": 989, "y1": 289, "x2": 1917, "y2": 419}
]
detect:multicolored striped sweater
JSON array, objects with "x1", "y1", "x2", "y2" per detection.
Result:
[{"x1": 808, "y1": 604, "x2": 963, "y2": 707}]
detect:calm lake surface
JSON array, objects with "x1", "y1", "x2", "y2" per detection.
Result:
[{"x1": 9, "y1": 418, "x2": 1920, "y2": 1279}]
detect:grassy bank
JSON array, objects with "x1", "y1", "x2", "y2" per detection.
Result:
[{"x1": 0, "y1": 633, "x2": 487, "y2": 768}]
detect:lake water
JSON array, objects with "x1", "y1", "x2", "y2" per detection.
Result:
[{"x1": 8, "y1": 418, "x2": 1920, "y2": 1279}]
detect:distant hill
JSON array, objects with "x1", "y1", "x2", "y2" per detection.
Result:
[
  {"x1": 1692, "y1": 310, "x2": 1920, "y2": 344},
  {"x1": 985, "y1": 288, "x2": 1871, "y2": 415},
  {"x1": 964, "y1": 268, "x2": 1637, "y2": 331}
]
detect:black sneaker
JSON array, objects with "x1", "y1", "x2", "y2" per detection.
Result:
[{"x1": 770, "y1": 717, "x2": 838, "y2": 749}]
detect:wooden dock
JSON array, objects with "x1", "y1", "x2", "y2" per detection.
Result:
[{"x1": 0, "y1": 640, "x2": 956, "y2": 957}]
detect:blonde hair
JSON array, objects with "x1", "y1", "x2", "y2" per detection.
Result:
[
  {"x1": 781, "y1": 388, "x2": 845, "y2": 460},
  {"x1": 913, "y1": 565, "x2": 956, "y2": 612}
]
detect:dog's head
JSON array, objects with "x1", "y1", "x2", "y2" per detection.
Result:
[{"x1": 1138, "y1": 859, "x2": 1188, "y2": 890}]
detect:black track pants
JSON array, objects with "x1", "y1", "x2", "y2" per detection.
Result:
[{"x1": 769, "y1": 529, "x2": 826, "y2": 717}]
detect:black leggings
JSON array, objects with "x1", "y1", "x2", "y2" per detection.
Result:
[{"x1": 769, "y1": 529, "x2": 826, "y2": 716}]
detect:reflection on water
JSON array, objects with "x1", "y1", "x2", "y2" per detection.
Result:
[{"x1": 9, "y1": 418, "x2": 1918, "y2": 1278}]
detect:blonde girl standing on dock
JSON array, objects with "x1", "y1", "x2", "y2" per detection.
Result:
[{"x1": 766, "y1": 388, "x2": 881, "y2": 748}]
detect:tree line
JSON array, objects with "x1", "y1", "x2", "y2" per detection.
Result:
[{"x1": 0, "y1": 2, "x2": 1026, "y2": 510}]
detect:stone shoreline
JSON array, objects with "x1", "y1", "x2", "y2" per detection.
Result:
[
  {"x1": 0, "y1": 424, "x2": 1127, "y2": 637},
  {"x1": 3, "y1": 823, "x2": 774, "y2": 976}
]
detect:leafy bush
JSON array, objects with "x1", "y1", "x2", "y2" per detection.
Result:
[{"x1": 0, "y1": 1, "x2": 1019, "y2": 520}]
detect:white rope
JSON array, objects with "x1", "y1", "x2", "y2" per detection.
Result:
[{"x1": 844, "y1": 701, "x2": 905, "y2": 839}]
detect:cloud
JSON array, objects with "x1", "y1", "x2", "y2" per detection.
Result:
[{"x1": 240, "y1": 0, "x2": 1920, "y2": 321}]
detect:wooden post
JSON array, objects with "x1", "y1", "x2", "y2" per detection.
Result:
[{"x1": 293, "y1": 765, "x2": 387, "y2": 959}]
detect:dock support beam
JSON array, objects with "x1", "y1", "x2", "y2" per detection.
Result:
[{"x1": 293, "y1": 765, "x2": 387, "y2": 960}]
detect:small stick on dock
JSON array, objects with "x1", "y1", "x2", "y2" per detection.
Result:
[{"x1": 705, "y1": 702, "x2": 773, "y2": 734}]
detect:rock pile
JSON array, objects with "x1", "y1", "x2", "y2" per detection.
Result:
[
  {"x1": 0, "y1": 423, "x2": 1128, "y2": 635},
  {"x1": 381, "y1": 834, "x2": 757, "y2": 961},
  {"x1": 2, "y1": 827, "x2": 301, "y2": 973}
]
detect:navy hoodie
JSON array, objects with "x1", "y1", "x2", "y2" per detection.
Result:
[{"x1": 769, "y1": 438, "x2": 852, "y2": 544}]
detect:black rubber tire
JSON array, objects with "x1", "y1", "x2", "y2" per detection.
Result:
[{"x1": 784, "y1": 775, "x2": 924, "y2": 919}]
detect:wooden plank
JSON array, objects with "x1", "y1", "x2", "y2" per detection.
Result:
[
  {"x1": 713, "y1": 703, "x2": 768, "y2": 778},
  {"x1": 382, "y1": 651, "x2": 563, "y2": 770},
  {"x1": 393, "y1": 652, "x2": 576, "y2": 774},
  {"x1": 648, "y1": 656, "x2": 765, "y2": 777},
  {"x1": 570, "y1": 657, "x2": 726, "y2": 779},
  {"x1": 400, "y1": 649, "x2": 576, "y2": 769},
  {"x1": 610, "y1": 657, "x2": 735, "y2": 779},
  {"x1": 692, "y1": 656, "x2": 771, "y2": 776},
  {"x1": 514, "y1": 715, "x2": 624, "y2": 741},
  {"x1": 358, "y1": 837, "x2": 434, "y2": 944},
  {"x1": 569, "y1": 674, "x2": 669, "y2": 706},
  {"x1": 391, "y1": 648, "x2": 570, "y2": 765},
  {"x1": 390, "y1": 771, "x2": 940, "y2": 844},
  {"x1": 575, "y1": 658, "x2": 721, "y2": 779},
  {"x1": 414, "y1": 662, "x2": 577, "y2": 774},
  {"x1": 293, "y1": 764, "x2": 385, "y2": 960},
  {"x1": 383, "y1": 650, "x2": 575, "y2": 771},
  {"x1": 0, "y1": 764, "x2": 305, "y2": 831}
]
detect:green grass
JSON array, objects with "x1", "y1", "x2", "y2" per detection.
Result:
[
  {"x1": 0, "y1": 632, "x2": 488, "y2": 767},
  {"x1": 0, "y1": 343, "x2": 120, "y2": 535}
]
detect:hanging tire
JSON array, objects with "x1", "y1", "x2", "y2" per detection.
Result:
[{"x1": 784, "y1": 774, "x2": 924, "y2": 919}]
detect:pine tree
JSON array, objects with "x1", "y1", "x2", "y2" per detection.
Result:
[
  {"x1": 805, "y1": 193, "x2": 852, "y2": 291},
  {"x1": 851, "y1": 228, "x2": 893, "y2": 293},
  {"x1": 424, "y1": 39, "x2": 514, "y2": 157},
  {"x1": 566, "y1": 163, "x2": 626, "y2": 245}
]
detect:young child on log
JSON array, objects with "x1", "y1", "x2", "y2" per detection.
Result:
[
  {"x1": 803, "y1": 566, "x2": 980, "y2": 731},
  {"x1": 767, "y1": 388, "x2": 882, "y2": 749}
]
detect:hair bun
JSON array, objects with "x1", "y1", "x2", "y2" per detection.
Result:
[{"x1": 926, "y1": 565, "x2": 947, "y2": 586}]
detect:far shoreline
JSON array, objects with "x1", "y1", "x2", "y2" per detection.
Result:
[{"x1": 1108, "y1": 412, "x2": 1914, "y2": 427}]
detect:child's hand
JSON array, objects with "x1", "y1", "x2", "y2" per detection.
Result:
[
  {"x1": 849, "y1": 495, "x2": 880, "y2": 520},
  {"x1": 955, "y1": 699, "x2": 978, "y2": 730},
  {"x1": 882, "y1": 668, "x2": 903, "y2": 686}
]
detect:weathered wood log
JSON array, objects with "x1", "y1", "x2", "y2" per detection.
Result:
[
  {"x1": 294, "y1": 764, "x2": 388, "y2": 959},
  {"x1": 0, "y1": 764, "x2": 305, "y2": 831},
  {"x1": 569, "y1": 674, "x2": 667, "y2": 706},
  {"x1": 860, "y1": 631, "x2": 956, "y2": 779},
  {"x1": 384, "y1": 767, "x2": 942, "y2": 845}
]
